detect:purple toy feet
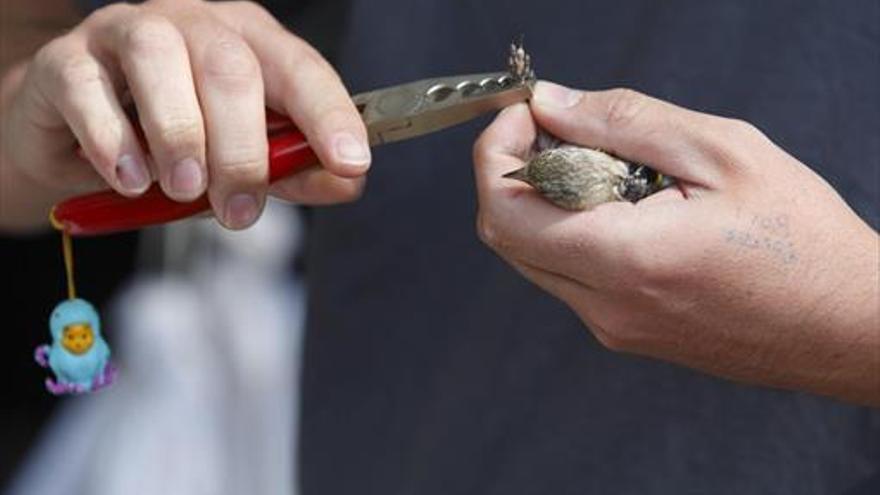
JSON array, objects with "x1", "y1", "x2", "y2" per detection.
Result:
[
  {"x1": 91, "y1": 363, "x2": 118, "y2": 391},
  {"x1": 34, "y1": 345, "x2": 50, "y2": 368},
  {"x1": 43, "y1": 363, "x2": 117, "y2": 396},
  {"x1": 45, "y1": 378, "x2": 86, "y2": 395}
]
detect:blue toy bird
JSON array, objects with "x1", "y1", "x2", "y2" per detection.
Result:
[{"x1": 35, "y1": 298, "x2": 116, "y2": 395}]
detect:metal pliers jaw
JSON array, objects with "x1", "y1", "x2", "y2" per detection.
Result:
[
  {"x1": 52, "y1": 60, "x2": 536, "y2": 235},
  {"x1": 354, "y1": 71, "x2": 534, "y2": 146}
]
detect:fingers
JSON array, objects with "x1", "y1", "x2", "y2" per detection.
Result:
[
  {"x1": 504, "y1": 258, "x2": 623, "y2": 350},
  {"x1": 269, "y1": 169, "x2": 364, "y2": 205},
  {"x1": 26, "y1": 1, "x2": 370, "y2": 230},
  {"x1": 183, "y1": 21, "x2": 268, "y2": 229},
  {"x1": 473, "y1": 103, "x2": 536, "y2": 193},
  {"x1": 225, "y1": 4, "x2": 371, "y2": 178},
  {"x1": 98, "y1": 6, "x2": 269, "y2": 229},
  {"x1": 104, "y1": 14, "x2": 207, "y2": 202},
  {"x1": 32, "y1": 34, "x2": 151, "y2": 197},
  {"x1": 530, "y1": 81, "x2": 763, "y2": 188}
]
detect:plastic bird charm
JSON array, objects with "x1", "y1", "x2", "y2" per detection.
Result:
[
  {"x1": 35, "y1": 298, "x2": 116, "y2": 394},
  {"x1": 34, "y1": 229, "x2": 116, "y2": 395}
]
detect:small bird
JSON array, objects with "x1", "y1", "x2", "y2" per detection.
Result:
[
  {"x1": 34, "y1": 298, "x2": 115, "y2": 394},
  {"x1": 504, "y1": 140, "x2": 668, "y2": 210}
]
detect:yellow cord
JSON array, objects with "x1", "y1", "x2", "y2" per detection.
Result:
[
  {"x1": 62, "y1": 229, "x2": 76, "y2": 300},
  {"x1": 50, "y1": 206, "x2": 76, "y2": 299}
]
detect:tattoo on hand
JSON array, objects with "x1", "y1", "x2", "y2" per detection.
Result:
[{"x1": 724, "y1": 214, "x2": 798, "y2": 264}]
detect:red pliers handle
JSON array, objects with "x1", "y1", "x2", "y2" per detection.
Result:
[
  {"x1": 51, "y1": 67, "x2": 533, "y2": 236},
  {"x1": 50, "y1": 111, "x2": 317, "y2": 235}
]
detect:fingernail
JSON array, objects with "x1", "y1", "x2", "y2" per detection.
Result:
[
  {"x1": 333, "y1": 132, "x2": 371, "y2": 171},
  {"x1": 116, "y1": 154, "x2": 150, "y2": 193},
  {"x1": 533, "y1": 81, "x2": 583, "y2": 109},
  {"x1": 171, "y1": 158, "x2": 205, "y2": 198},
  {"x1": 224, "y1": 193, "x2": 259, "y2": 229}
]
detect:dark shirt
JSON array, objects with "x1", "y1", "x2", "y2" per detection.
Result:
[
  {"x1": 70, "y1": 1, "x2": 880, "y2": 493},
  {"x1": 297, "y1": 1, "x2": 880, "y2": 494}
]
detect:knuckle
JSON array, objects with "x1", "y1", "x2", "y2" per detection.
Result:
[
  {"x1": 593, "y1": 327, "x2": 629, "y2": 352},
  {"x1": 722, "y1": 117, "x2": 765, "y2": 142},
  {"x1": 145, "y1": 0, "x2": 198, "y2": 7},
  {"x1": 299, "y1": 44, "x2": 334, "y2": 72},
  {"x1": 87, "y1": 120, "x2": 125, "y2": 154},
  {"x1": 123, "y1": 16, "x2": 182, "y2": 56},
  {"x1": 286, "y1": 33, "x2": 332, "y2": 68},
  {"x1": 702, "y1": 117, "x2": 767, "y2": 172},
  {"x1": 33, "y1": 37, "x2": 71, "y2": 75},
  {"x1": 315, "y1": 104, "x2": 356, "y2": 125},
  {"x1": 276, "y1": 46, "x2": 339, "y2": 104},
  {"x1": 311, "y1": 107, "x2": 363, "y2": 138},
  {"x1": 476, "y1": 213, "x2": 502, "y2": 249},
  {"x1": 603, "y1": 88, "x2": 648, "y2": 129},
  {"x1": 85, "y1": 3, "x2": 137, "y2": 27},
  {"x1": 155, "y1": 118, "x2": 204, "y2": 150},
  {"x1": 201, "y1": 35, "x2": 261, "y2": 91},
  {"x1": 579, "y1": 311, "x2": 638, "y2": 353},
  {"x1": 51, "y1": 52, "x2": 107, "y2": 93},
  {"x1": 288, "y1": 45, "x2": 337, "y2": 84},
  {"x1": 214, "y1": 154, "x2": 267, "y2": 183},
  {"x1": 228, "y1": 1, "x2": 275, "y2": 22}
]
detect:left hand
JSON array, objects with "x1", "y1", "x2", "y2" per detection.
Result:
[
  {"x1": 473, "y1": 82, "x2": 879, "y2": 406},
  {"x1": 0, "y1": 0, "x2": 369, "y2": 231}
]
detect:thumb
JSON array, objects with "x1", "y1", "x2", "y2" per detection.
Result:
[{"x1": 530, "y1": 81, "x2": 740, "y2": 188}]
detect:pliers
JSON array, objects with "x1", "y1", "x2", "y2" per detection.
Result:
[{"x1": 50, "y1": 68, "x2": 534, "y2": 236}]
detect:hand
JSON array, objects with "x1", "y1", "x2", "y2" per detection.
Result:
[
  {"x1": 474, "y1": 82, "x2": 879, "y2": 406},
  {"x1": 0, "y1": 0, "x2": 369, "y2": 230}
]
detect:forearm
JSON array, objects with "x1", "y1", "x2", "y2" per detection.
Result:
[
  {"x1": 685, "y1": 222, "x2": 880, "y2": 406},
  {"x1": 670, "y1": 221, "x2": 880, "y2": 407},
  {"x1": 807, "y1": 226, "x2": 880, "y2": 406}
]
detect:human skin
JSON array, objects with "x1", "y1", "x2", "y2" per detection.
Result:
[
  {"x1": 474, "y1": 81, "x2": 879, "y2": 407},
  {"x1": 0, "y1": 0, "x2": 369, "y2": 232}
]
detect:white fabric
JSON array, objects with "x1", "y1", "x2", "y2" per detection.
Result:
[{"x1": 9, "y1": 202, "x2": 306, "y2": 495}]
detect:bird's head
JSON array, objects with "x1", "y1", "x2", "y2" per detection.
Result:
[{"x1": 619, "y1": 165, "x2": 666, "y2": 202}]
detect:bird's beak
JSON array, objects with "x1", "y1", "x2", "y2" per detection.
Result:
[{"x1": 503, "y1": 167, "x2": 529, "y2": 183}]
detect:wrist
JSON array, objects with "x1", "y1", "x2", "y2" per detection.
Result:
[
  {"x1": 808, "y1": 223, "x2": 880, "y2": 406},
  {"x1": 1, "y1": 64, "x2": 65, "y2": 231}
]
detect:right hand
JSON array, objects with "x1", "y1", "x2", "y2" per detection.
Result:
[
  {"x1": 0, "y1": 0, "x2": 370, "y2": 230},
  {"x1": 473, "y1": 83, "x2": 880, "y2": 405}
]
